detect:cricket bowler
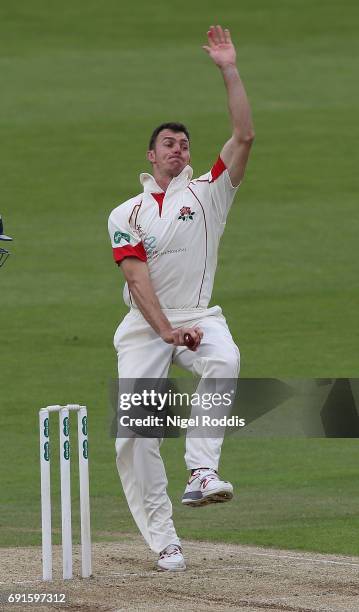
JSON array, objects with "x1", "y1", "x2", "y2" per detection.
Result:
[{"x1": 108, "y1": 25, "x2": 254, "y2": 571}]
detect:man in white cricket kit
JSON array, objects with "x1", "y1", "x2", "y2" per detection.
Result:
[{"x1": 108, "y1": 26, "x2": 254, "y2": 571}]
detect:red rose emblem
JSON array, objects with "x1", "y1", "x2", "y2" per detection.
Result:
[{"x1": 178, "y1": 206, "x2": 195, "y2": 221}]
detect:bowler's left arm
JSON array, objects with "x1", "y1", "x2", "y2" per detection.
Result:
[{"x1": 203, "y1": 25, "x2": 255, "y2": 187}]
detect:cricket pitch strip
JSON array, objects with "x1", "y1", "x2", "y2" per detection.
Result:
[{"x1": 1, "y1": 536, "x2": 358, "y2": 611}]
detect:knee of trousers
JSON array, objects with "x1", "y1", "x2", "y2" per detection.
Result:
[
  {"x1": 200, "y1": 347, "x2": 240, "y2": 378},
  {"x1": 142, "y1": 490, "x2": 170, "y2": 517},
  {"x1": 115, "y1": 437, "x2": 162, "y2": 465},
  {"x1": 115, "y1": 437, "x2": 133, "y2": 470}
]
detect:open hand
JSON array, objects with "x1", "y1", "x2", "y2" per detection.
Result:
[{"x1": 202, "y1": 25, "x2": 236, "y2": 68}]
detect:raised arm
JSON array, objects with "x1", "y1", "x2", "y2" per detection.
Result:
[
  {"x1": 119, "y1": 258, "x2": 203, "y2": 351},
  {"x1": 203, "y1": 25, "x2": 255, "y2": 187}
]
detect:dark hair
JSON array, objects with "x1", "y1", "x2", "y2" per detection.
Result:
[{"x1": 148, "y1": 122, "x2": 190, "y2": 150}]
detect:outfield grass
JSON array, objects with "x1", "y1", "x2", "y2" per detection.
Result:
[
  {"x1": 1, "y1": 1, "x2": 358, "y2": 555},
  {"x1": 2, "y1": 435, "x2": 359, "y2": 556}
]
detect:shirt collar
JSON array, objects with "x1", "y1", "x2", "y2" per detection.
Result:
[{"x1": 139, "y1": 165, "x2": 193, "y2": 193}]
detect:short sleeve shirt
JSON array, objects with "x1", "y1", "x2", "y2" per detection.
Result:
[{"x1": 108, "y1": 157, "x2": 240, "y2": 309}]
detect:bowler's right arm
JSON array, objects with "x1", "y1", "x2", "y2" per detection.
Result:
[{"x1": 120, "y1": 257, "x2": 202, "y2": 351}]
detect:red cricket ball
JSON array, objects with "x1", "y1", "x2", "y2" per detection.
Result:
[{"x1": 184, "y1": 333, "x2": 195, "y2": 348}]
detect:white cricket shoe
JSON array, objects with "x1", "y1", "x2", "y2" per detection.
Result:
[
  {"x1": 182, "y1": 469, "x2": 233, "y2": 507},
  {"x1": 157, "y1": 544, "x2": 186, "y2": 572}
]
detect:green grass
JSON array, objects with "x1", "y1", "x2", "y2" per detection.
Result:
[
  {"x1": 170, "y1": 438, "x2": 359, "y2": 556},
  {"x1": 1, "y1": 0, "x2": 358, "y2": 555},
  {"x1": 2, "y1": 436, "x2": 358, "y2": 556}
]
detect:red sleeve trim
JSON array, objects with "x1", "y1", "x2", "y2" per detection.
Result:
[
  {"x1": 210, "y1": 156, "x2": 226, "y2": 183},
  {"x1": 113, "y1": 242, "x2": 147, "y2": 264}
]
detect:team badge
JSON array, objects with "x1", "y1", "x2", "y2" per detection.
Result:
[{"x1": 178, "y1": 206, "x2": 195, "y2": 221}]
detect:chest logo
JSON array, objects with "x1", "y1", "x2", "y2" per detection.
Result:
[
  {"x1": 114, "y1": 231, "x2": 131, "y2": 245},
  {"x1": 178, "y1": 206, "x2": 195, "y2": 221}
]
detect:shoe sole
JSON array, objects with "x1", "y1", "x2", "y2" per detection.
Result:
[
  {"x1": 182, "y1": 489, "x2": 233, "y2": 507},
  {"x1": 157, "y1": 563, "x2": 187, "y2": 572}
]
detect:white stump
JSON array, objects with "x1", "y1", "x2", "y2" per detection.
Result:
[
  {"x1": 77, "y1": 407, "x2": 92, "y2": 578},
  {"x1": 39, "y1": 409, "x2": 52, "y2": 581},
  {"x1": 59, "y1": 408, "x2": 72, "y2": 579}
]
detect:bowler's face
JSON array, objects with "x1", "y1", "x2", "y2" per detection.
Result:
[{"x1": 147, "y1": 130, "x2": 190, "y2": 177}]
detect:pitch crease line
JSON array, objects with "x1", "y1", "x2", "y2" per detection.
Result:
[{"x1": 3, "y1": 556, "x2": 359, "y2": 587}]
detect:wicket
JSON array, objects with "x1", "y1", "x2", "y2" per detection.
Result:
[{"x1": 39, "y1": 404, "x2": 92, "y2": 581}]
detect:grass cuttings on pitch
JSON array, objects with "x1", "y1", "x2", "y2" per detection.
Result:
[{"x1": 1, "y1": 0, "x2": 358, "y2": 555}]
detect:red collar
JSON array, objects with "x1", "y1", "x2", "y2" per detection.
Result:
[{"x1": 151, "y1": 192, "x2": 165, "y2": 217}]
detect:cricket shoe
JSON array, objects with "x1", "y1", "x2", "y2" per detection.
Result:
[
  {"x1": 157, "y1": 544, "x2": 186, "y2": 572},
  {"x1": 182, "y1": 469, "x2": 233, "y2": 507}
]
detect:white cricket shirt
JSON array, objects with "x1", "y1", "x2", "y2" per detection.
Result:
[{"x1": 108, "y1": 157, "x2": 240, "y2": 309}]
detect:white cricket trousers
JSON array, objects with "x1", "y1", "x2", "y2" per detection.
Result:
[{"x1": 114, "y1": 305, "x2": 240, "y2": 554}]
